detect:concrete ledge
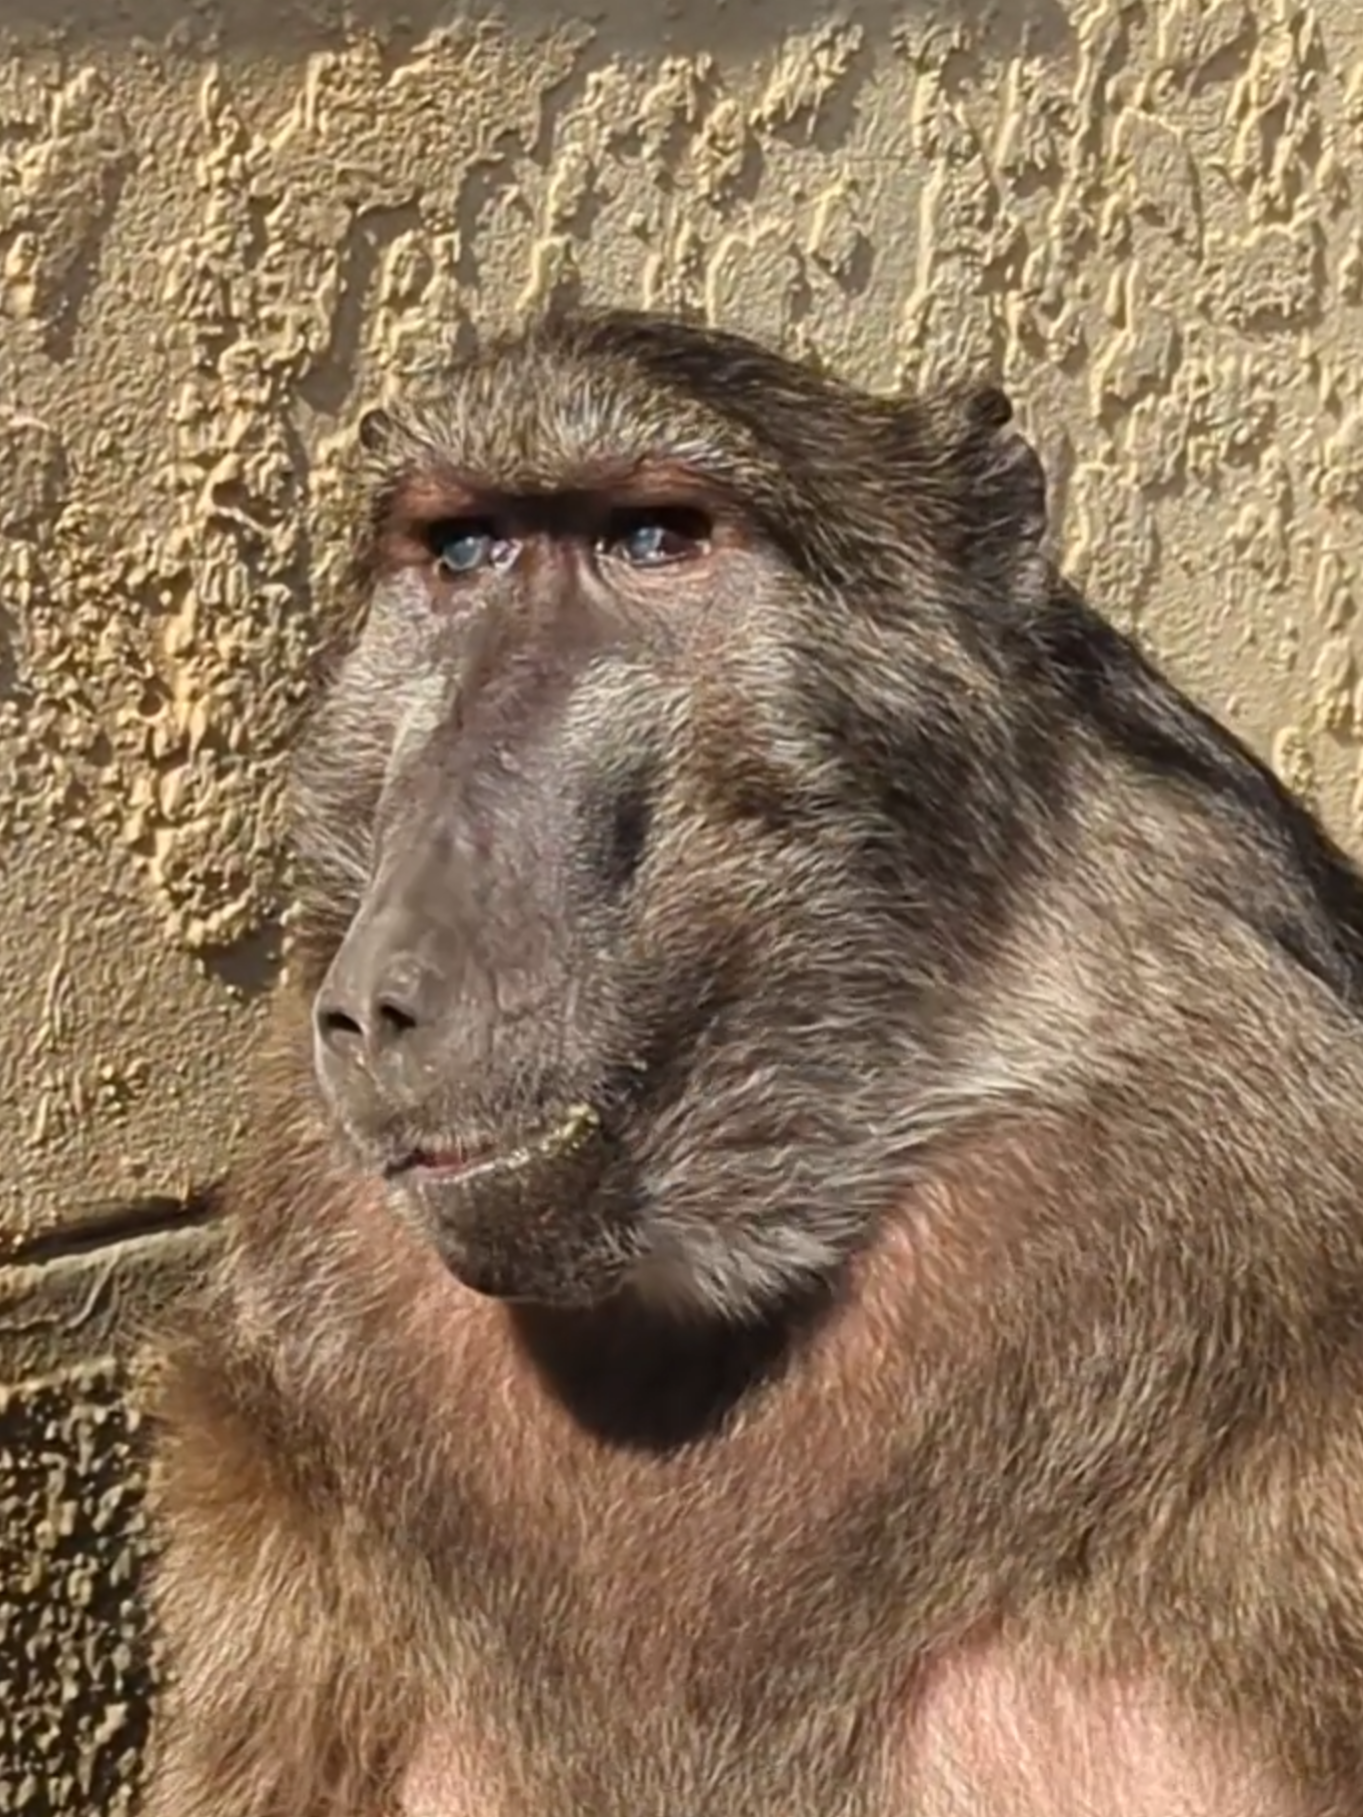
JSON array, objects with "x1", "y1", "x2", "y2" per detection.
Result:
[{"x1": 0, "y1": 1225, "x2": 220, "y2": 1816}]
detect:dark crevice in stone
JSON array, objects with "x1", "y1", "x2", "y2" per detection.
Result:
[{"x1": 3, "y1": 1187, "x2": 222, "y2": 1269}]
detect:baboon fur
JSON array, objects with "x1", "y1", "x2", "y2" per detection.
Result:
[{"x1": 141, "y1": 309, "x2": 1363, "y2": 1817}]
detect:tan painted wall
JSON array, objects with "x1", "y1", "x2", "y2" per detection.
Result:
[{"x1": 4, "y1": 0, "x2": 1363, "y2": 1807}]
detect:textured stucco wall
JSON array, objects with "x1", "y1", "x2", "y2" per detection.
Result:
[
  {"x1": 0, "y1": 1231, "x2": 216, "y2": 1813},
  {"x1": 5, "y1": 0, "x2": 1363, "y2": 1809}
]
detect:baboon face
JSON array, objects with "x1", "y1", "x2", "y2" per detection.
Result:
[{"x1": 299, "y1": 312, "x2": 1051, "y2": 1317}]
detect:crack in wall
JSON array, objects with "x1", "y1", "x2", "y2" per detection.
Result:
[{"x1": 1, "y1": 1188, "x2": 220, "y2": 1269}]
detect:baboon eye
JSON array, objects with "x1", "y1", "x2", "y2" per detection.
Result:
[
  {"x1": 430, "y1": 519, "x2": 513, "y2": 578},
  {"x1": 604, "y1": 508, "x2": 710, "y2": 568}
]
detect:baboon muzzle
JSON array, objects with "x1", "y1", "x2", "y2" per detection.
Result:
[{"x1": 308, "y1": 727, "x2": 648, "y2": 1135}]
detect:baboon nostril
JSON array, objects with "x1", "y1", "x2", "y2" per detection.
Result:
[
  {"x1": 376, "y1": 995, "x2": 419, "y2": 1037},
  {"x1": 315, "y1": 987, "x2": 422, "y2": 1061},
  {"x1": 318, "y1": 1004, "x2": 365, "y2": 1049}
]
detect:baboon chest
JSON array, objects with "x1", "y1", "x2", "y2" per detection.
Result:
[
  {"x1": 386, "y1": 1304, "x2": 907, "y2": 1815},
  {"x1": 401, "y1": 1610, "x2": 1309, "y2": 1817},
  {"x1": 378, "y1": 1254, "x2": 1310, "y2": 1817},
  {"x1": 400, "y1": 1457, "x2": 901, "y2": 1815},
  {"x1": 392, "y1": 1417, "x2": 1304, "y2": 1817}
]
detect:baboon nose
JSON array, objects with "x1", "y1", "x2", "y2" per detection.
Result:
[{"x1": 314, "y1": 961, "x2": 428, "y2": 1069}]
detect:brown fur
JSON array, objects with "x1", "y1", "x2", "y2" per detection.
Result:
[{"x1": 141, "y1": 310, "x2": 1363, "y2": 1817}]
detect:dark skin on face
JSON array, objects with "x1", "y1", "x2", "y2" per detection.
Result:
[
  {"x1": 311, "y1": 475, "x2": 748, "y2": 1314},
  {"x1": 140, "y1": 309, "x2": 1363, "y2": 1817}
]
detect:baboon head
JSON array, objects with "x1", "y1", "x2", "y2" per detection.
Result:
[{"x1": 298, "y1": 310, "x2": 1056, "y2": 1317}]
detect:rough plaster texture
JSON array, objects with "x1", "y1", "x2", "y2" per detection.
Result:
[
  {"x1": 5, "y1": 0, "x2": 1363, "y2": 1809},
  {"x1": 0, "y1": 1228, "x2": 217, "y2": 1812}
]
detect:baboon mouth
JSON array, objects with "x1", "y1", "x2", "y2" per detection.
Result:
[
  {"x1": 401, "y1": 1145, "x2": 485, "y2": 1180},
  {"x1": 389, "y1": 1143, "x2": 500, "y2": 1188},
  {"x1": 388, "y1": 1103, "x2": 607, "y2": 1190},
  {"x1": 381, "y1": 1102, "x2": 629, "y2": 1305}
]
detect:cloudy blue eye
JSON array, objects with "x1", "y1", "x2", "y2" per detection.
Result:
[
  {"x1": 434, "y1": 521, "x2": 497, "y2": 575},
  {"x1": 606, "y1": 508, "x2": 711, "y2": 568},
  {"x1": 622, "y1": 522, "x2": 671, "y2": 565}
]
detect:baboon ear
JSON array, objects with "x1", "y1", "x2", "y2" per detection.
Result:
[
  {"x1": 991, "y1": 424, "x2": 1048, "y2": 554},
  {"x1": 357, "y1": 405, "x2": 397, "y2": 455},
  {"x1": 964, "y1": 384, "x2": 1014, "y2": 436},
  {"x1": 957, "y1": 384, "x2": 1048, "y2": 553},
  {"x1": 894, "y1": 380, "x2": 1048, "y2": 568}
]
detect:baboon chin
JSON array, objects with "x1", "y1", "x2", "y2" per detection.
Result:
[{"x1": 142, "y1": 309, "x2": 1363, "y2": 1817}]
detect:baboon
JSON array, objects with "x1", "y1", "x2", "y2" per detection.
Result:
[{"x1": 142, "y1": 309, "x2": 1363, "y2": 1817}]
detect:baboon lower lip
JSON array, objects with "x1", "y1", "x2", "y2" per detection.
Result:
[
  {"x1": 387, "y1": 1103, "x2": 606, "y2": 1188},
  {"x1": 401, "y1": 1144, "x2": 485, "y2": 1180},
  {"x1": 388, "y1": 1143, "x2": 499, "y2": 1188}
]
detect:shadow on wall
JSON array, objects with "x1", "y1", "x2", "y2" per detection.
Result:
[{"x1": 0, "y1": 0, "x2": 1073, "y2": 61}]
